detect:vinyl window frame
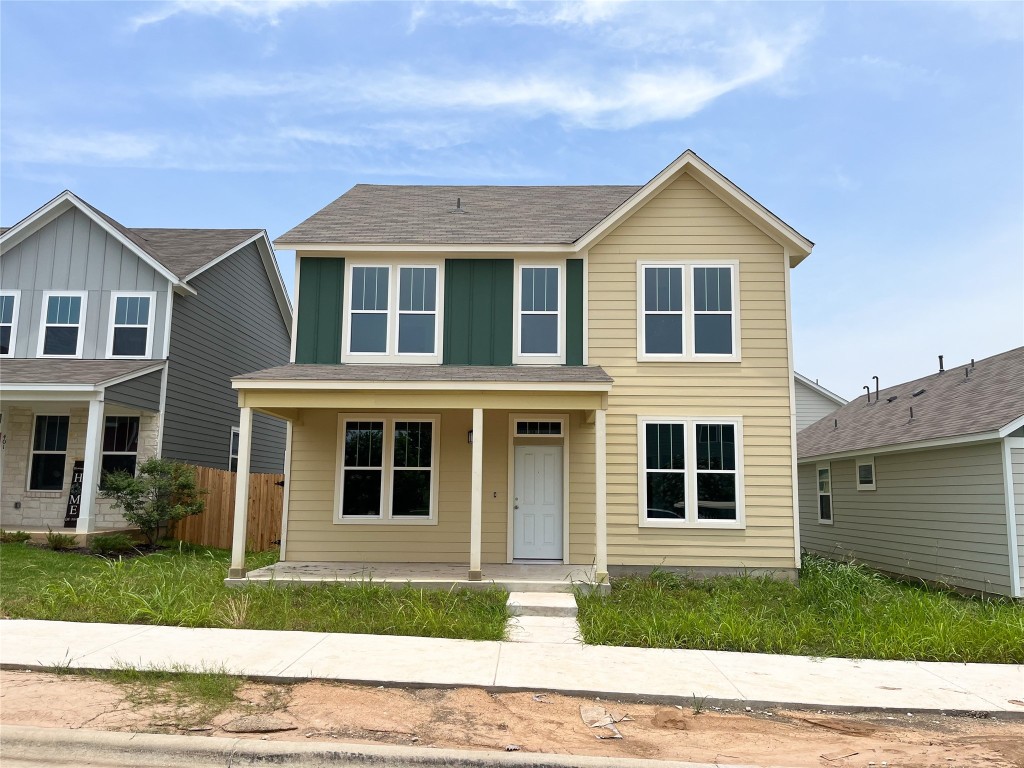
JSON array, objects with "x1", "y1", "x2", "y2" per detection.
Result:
[
  {"x1": 636, "y1": 261, "x2": 740, "y2": 363},
  {"x1": 37, "y1": 291, "x2": 88, "y2": 359},
  {"x1": 856, "y1": 456, "x2": 876, "y2": 491},
  {"x1": 334, "y1": 414, "x2": 440, "y2": 525},
  {"x1": 100, "y1": 415, "x2": 141, "y2": 483},
  {"x1": 0, "y1": 290, "x2": 21, "y2": 357},
  {"x1": 229, "y1": 427, "x2": 240, "y2": 473},
  {"x1": 817, "y1": 462, "x2": 834, "y2": 524},
  {"x1": 28, "y1": 413, "x2": 70, "y2": 492},
  {"x1": 342, "y1": 262, "x2": 443, "y2": 364},
  {"x1": 637, "y1": 416, "x2": 745, "y2": 530},
  {"x1": 105, "y1": 291, "x2": 157, "y2": 359},
  {"x1": 513, "y1": 261, "x2": 565, "y2": 364}
]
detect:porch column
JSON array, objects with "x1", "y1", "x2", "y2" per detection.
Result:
[
  {"x1": 76, "y1": 398, "x2": 105, "y2": 534},
  {"x1": 595, "y1": 408, "x2": 608, "y2": 582},
  {"x1": 229, "y1": 406, "x2": 253, "y2": 579},
  {"x1": 469, "y1": 407, "x2": 483, "y2": 580}
]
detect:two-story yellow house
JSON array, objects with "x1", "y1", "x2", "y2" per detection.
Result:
[{"x1": 227, "y1": 150, "x2": 814, "y2": 589}]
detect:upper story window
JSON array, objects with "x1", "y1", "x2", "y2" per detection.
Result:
[
  {"x1": 515, "y1": 264, "x2": 562, "y2": 363},
  {"x1": 38, "y1": 292, "x2": 87, "y2": 358},
  {"x1": 345, "y1": 264, "x2": 440, "y2": 363},
  {"x1": 107, "y1": 293, "x2": 155, "y2": 358},
  {"x1": 638, "y1": 263, "x2": 738, "y2": 362},
  {"x1": 0, "y1": 291, "x2": 20, "y2": 357}
]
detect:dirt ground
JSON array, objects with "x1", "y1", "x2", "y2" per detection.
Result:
[{"x1": 1, "y1": 670, "x2": 1021, "y2": 767}]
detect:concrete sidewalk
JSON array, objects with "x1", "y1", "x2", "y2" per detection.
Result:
[{"x1": 1, "y1": 619, "x2": 1022, "y2": 715}]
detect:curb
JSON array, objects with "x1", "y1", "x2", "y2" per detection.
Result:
[{"x1": 0, "y1": 724, "x2": 753, "y2": 768}]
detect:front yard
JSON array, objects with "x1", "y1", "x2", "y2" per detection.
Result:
[
  {"x1": 0, "y1": 543, "x2": 508, "y2": 641},
  {"x1": 576, "y1": 554, "x2": 1024, "y2": 663}
]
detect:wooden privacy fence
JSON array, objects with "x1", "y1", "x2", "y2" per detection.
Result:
[{"x1": 171, "y1": 465, "x2": 284, "y2": 551}]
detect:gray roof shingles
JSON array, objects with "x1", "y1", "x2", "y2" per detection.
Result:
[
  {"x1": 234, "y1": 364, "x2": 613, "y2": 384},
  {"x1": 798, "y1": 347, "x2": 1024, "y2": 460},
  {"x1": 275, "y1": 184, "x2": 641, "y2": 245},
  {"x1": 0, "y1": 359, "x2": 165, "y2": 386}
]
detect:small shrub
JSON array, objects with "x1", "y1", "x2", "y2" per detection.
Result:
[
  {"x1": 45, "y1": 528, "x2": 77, "y2": 551},
  {"x1": 0, "y1": 529, "x2": 32, "y2": 544},
  {"x1": 99, "y1": 458, "x2": 206, "y2": 546},
  {"x1": 90, "y1": 533, "x2": 136, "y2": 556}
]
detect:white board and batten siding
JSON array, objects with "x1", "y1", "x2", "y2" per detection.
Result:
[
  {"x1": 798, "y1": 441, "x2": 1015, "y2": 596},
  {"x1": 795, "y1": 377, "x2": 844, "y2": 431}
]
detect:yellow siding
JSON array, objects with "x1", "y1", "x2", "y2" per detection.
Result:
[{"x1": 589, "y1": 171, "x2": 796, "y2": 568}]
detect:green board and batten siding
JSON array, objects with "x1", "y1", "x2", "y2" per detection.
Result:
[
  {"x1": 565, "y1": 258, "x2": 584, "y2": 366},
  {"x1": 295, "y1": 257, "x2": 344, "y2": 364}
]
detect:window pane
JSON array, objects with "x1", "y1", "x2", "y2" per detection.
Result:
[
  {"x1": 0, "y1": 296, "x2": 13, "y2": 324},
  {"x1": 394, "y1": 422, "x2": 432, "y2": 468},
  {"x1": 522, "y1": 268, "x2": 557, "y2": 312},
  {"x1": 645, "y1": 267, "x2": 682, "y2": 312},
  {"x1": 858, "y1": 464, "x2": 874, "y2": 485},
  {"x1": 103, "y1": 417, "x2": 139, "y2": 453},
  {"x1": 644, "y1": 314, "x2": 683, "y2": 355},
  {"x1": 646, "y1": 423, "x2": 684, "y2": 470},
  {"x1": 351, "y1": 267, "x2": 389, "y2": 311},
  {"x1": 694, "y1": 267, "x2": 732, "y2": 312},
  {"x1": 49, "y1": 295, "x2": 81, "y2": 324},
  {"x1": 231, "y1": 431, "x2": 240, "y2": 454},
  {"x1": 646, "y1": 472, "x2": 686, "y2": 519},
  {"x1": 697, "y1": 473, "x2": 736, "y2": 520},
  {"x1": 34, "y1": 416, "x2": 69, "y2": 452},
  {"x1": 399, "y1": 268, "x2": 436, "y2": 312},
  {"x1": 101, "y1": 454, "x2": 137, "y2": 482},
  {"x1": 818, "y1": 469, "x2": 830, "y2": 494},
  {"x1": 43, "y1": 326, "x2": 78, "y2": 355},
  {"x1": 516, "y1": 421, "x2": 562, "y2": 436},
  {"x1": 344, "y1": 422, "x2": 384, "y2": 467},
  {"x1": 398, "y1": 314, "x2": 435, "y2": 354},
  {"x1": 230, "y1": 457, "x2": 238, "y2": 472},
  {"x1": 0, "y1": 326, "x2": 10, "y2": 355},
  {"x1": 46, "y1": 296, "x2": 59, "y2": 323},
  {"x1": 112, "y1": 327, "x2": 148, "y2": 356},
  {"x1": 350, "y1": 313, "x2": 388, "y2": 353},
  {"x1": 392, "y1": 469, "x2": 431, "y2": 516},
  {"x1": 342, "y1": 469, "x2": 383, "y2": 515},
  {"x1": 521, "y1": 314, "x2": 557, "y2": 354},
  {"x1": 696, "y1": 424, "x2": 735, "y2": 470},
  {"x1": 694, "y1": 314, "x2": 732, "y2": 355},
  {"x1": 30, "y1": 453, "x2": 66, "y2": 491},
  {"x1": 819, "y1": 495, "x2": 832, "y2": 520}
]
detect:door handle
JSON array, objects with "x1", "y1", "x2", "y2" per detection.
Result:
[{"x1": 513, "y1": 505, "x2": 519, "y2": 510}]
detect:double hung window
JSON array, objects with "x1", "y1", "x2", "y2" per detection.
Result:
[
  {"x1": 856, "y1": 457, "x2": 875, "y2": 491},
  {"x1": 518, "y1": 266, "x2": 560, "y2": 358},
  {"x1": 0, "y1": 292, "x2": 20, "y2": 356},
  {"x1": 39, "y1": 292, "x2": 86, "y2": 357},
  {"x1": 30, "y1": 415, "x2": 69, "y2": 491},
  {"x1": 229, "y1": 428, "x2": 240, "y2": 472},
  {"x1": 346, "y1": 265, "x2": 440, "y2": 360},
  {"x1": 338, "y1": 416, "x2": 437, "y2": 523},
  {"x1": 817, "y1": 463, "x2": 833, "y2": 523},
  {"x1": 640, "y1": 418, "x2": 743, "y2": 527},
  {"x1": 108, "y1": 293, "x2": 154, "y2": 358},
  {"x1": 101, "y1": 416, "x2": 140, "y2": 485},
  {"x1": 639, "y1": 264, "x2": 737, "y2": 360}
]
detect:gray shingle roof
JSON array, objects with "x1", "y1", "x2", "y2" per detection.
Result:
[
  {"x1": 0, "y1": 359, "x2": 165, "y2": 386},
  {"x1": 234, "y1": 364, "x2": 613, "y2": 384},
  {"x1": 798, "y1": 347, "x2": 1024, "y2": 460},
  {"x1": 130, "y1": 228, "x2": 262, "y2": 279},
  {"x1": 275, "y1": 185, "x2": 641, "y2": 245}
]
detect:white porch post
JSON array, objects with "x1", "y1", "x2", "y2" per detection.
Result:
[
  {"x1": 595, "y1": 408, "x2": 608, "y2": 582},
  {"x1": 469, "y1": 407, "x2": 484, "y2": 580},
  {"x1": 229, "y1": 406, "x2": 253, "y2": 578},
  {"x1": 76, "y1": 397, "x2": 105, "y2": 535}
]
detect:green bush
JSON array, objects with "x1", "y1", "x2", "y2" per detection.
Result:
[
  {"x1": 0, "y1": 530, "x2": 32, "y2": 544},
  {"x1": 90, "y1": 533, "x2": 136, "y2": 556},
  {"x1": 99, "y1": 459, "x2": 206, "y2": 546},
  {"x1": 45, "y1": 528, "x2": 77, "y2": 552}
]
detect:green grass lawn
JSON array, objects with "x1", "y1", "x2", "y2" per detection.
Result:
[
  {"x1": 0, "y1": 542, "x2": 507, "y2": 641},
  {"x1": 576, "y1": 554, "x2": 1024, "y2": 663}
]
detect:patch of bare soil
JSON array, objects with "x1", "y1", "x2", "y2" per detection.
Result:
[{"x1": 2, "y1": 670, "x2": 1021, "y2": 767}]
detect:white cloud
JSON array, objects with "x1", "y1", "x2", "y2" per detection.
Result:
[
  {"x1": 129, "y1": 0, "x2": 325, "y2": 31},
  {"x1": 3, "y1": 130, "x2": 160, "y2": 164}
]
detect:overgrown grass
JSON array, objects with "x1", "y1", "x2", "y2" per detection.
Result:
[
  {"x1": 95, "y1": 662, "x2": 244, "y2": 726},
  {"x1": 576, "y1": 554, "x2": 1024, "y2": 663},
  {"x1": 0, "y1": 543, "x2": 508, "y2": 641}
]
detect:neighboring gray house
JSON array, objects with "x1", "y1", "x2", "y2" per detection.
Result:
[
  {"x1": 797, "y1": 347, "x2": 1024, "y2": 598},
  {"x1": 0, "y1": 191, "x2": 292, "y2": 535},
  {"x1": 794, "y1": 372, "x2": 846, "y2": 431}
]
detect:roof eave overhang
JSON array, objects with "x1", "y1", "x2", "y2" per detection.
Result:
[
  {"x1": 794, "y1": 372, "x2": 848, "y2": 405},
  {"x1": 797, "y1": 429, "x2": 1006, "y2": 463},
  {"x1": 0, "y1": 361, "x2": 166, "y2": 396},
  {"x1": 232, "y1": 378, "x2": 612, "y2": 393},
  {"x1": 273, "y1": 242, "x2": 577, "y2": 254}
]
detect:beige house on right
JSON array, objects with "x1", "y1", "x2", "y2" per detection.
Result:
[{"x1": 797, "y1": 347, "x2": 1024, "y2": 598}]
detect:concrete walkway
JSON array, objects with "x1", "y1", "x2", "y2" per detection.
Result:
[{"x1": 1, "y1": 619, "x2": 1022, "y2": 715}]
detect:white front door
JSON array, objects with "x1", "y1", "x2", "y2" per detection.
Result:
[{"x1": 513, "y1": 445, "x2": 563, "y2": 560}]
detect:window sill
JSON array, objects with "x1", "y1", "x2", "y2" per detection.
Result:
[
  {"x1": 637, "y1": 354, "x2": 741, "y2": 363},
  {"x1": 25, "y1": 491, "x2": 64, "y2": 497},
  {"x1": 334, "y1": 517, "x2": 438, "y2": 526},
  {"x1": 639, "y1": 518, "x2": 745, "y2": 530},
  {"x1": 817, "y1": 519, "x2": 834, "y2": 526}
]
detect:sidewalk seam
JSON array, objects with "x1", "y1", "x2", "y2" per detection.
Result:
[
  {"x1": 271, "y1": 633, "x2": 330, "y2": 678},
  {"x1": 698, "y1": 650, "x2": 748, "y2": 702}
]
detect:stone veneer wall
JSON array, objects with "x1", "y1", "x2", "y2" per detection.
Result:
[{"x1": 0, "y1": 405, "x2": 160, "y2": 530}]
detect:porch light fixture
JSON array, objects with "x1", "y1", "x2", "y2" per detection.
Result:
[{"x1": 467, "y1": 430, "x2": 473, "y2": 444}]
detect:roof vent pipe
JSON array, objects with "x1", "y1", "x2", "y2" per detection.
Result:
[
  {"x1": 971, "y1": 358, "x2": 975, "y2": 368},
  {"x1": 938, "y1": 355, "x2": 944, "y2": 373},
  {"x1": 910, "y1": 406, "x2": 914, "y2": 420},
  {"x1": 872, "y1": 375, "x2": 879, "y2": 402},
  {"x1": 834, "y1": 418, "x2": 838, "y2": 430},
  {"x1": 863, "y1": 385, "x2": 871, "y2": 403}
]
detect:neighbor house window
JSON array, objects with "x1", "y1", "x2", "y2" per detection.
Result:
[
  {"x1": 30, "y1": 415, "x2": 69, "y2": 491},
  {"x1": 39, "y1": 292, "x2": 87, "y2": 357},
  {"x1": 639, "y1": 264, "x2": 737, "y2": 360},
  {"x1": 101, "y1": 416, "x2": 140, "y2": 485},
  {"x1": 345, "y1": 265, "x2": 441, "y2": 360},
  {"x1": 856, "y1": 457, "x2": 876, "y2": 491},
  {"x1": 817, "y1": 463, "x2": 833, "y2": 523},
  {"x1": 229, "y1": 428, "x2": 240, "y2": 472},
  {"x1": 517, "y1": 265, "x2": 561, "y2": 358},
  {"x1": 0, "y1": 291, "x2": 20, "y2": 357},
  {"x1": 107, "y1": 293, "x2": 154, "y2": 358},
  {"x1": 337, "y1": 416, "x2": 438, "y2": 523},
  {"x1": 640, "y1": 418, "x2": 744, "y2": 527}
]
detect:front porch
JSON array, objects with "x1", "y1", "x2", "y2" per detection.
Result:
[{"x1": 227, "y1": 561, "x2": 604, "y2": 593}]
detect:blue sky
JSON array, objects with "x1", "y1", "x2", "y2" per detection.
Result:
[{"x1": 2, "y1": 1, "x2": 1021, "y2": 396}]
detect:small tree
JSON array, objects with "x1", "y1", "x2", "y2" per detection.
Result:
[{"x1": 99, "y1": 458, "x2": 206, "y2": 546}]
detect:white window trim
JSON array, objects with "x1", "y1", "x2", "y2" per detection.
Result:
[
  {"x1": 513, "y1": 261, "x2": 565, "y2": 364},
  {"x1": 101, "y1": 415, "x2": 141, "y2": 477},
  {"x1": 342, "y1": 263, "x2": 444, "y2": 364},
  {"x1": 37, "y1": 290, "x2": 88, "y2": 359},
  {"x1": 0, "y1": 290, "x2": 21, "y2": 357},
  {"x1": 229, "y1": 427, "x2": 240, "y2": 472},
  {"x1": 27, "y1": 413, "x2": 70, "y2": 492},
  {"x1": 817, "y1": 461, "x2": 833, "y2": 524},
  {"x1": 333, "y1": 413, "x2": 440, "y2": 525},
  {"x1": 856, "y1": 456, "x2": 876, "y2": 491},
  {"x1": 637, "y1": 416, "x2": 745, "y2": 529},
  {"x1": 637, "y1": 261, "x2": 740, "y2": 363},
  {"x1": 105, "y1": 291, "x2": 157, "y2": 359}
]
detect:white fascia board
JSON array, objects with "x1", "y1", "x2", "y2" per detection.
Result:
[
  {"x1": 96, "y1": 361, "x2": 167, "y2": 388},
  {"x1": 275, "y1": 242, "x2": 576, "y2": 254},
  {"x1": 795, "y1": 372, "x2": 848, "y2": 405},
  {"x1": 797, "y1": 430, "x2": 1004, "y2": 464},
  {"x1": 998, "y1": 413, "x2": 1024, "y2": 437},
  {"x1": 232, "y1": 379, "x2": 613, "y2": 393}
]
